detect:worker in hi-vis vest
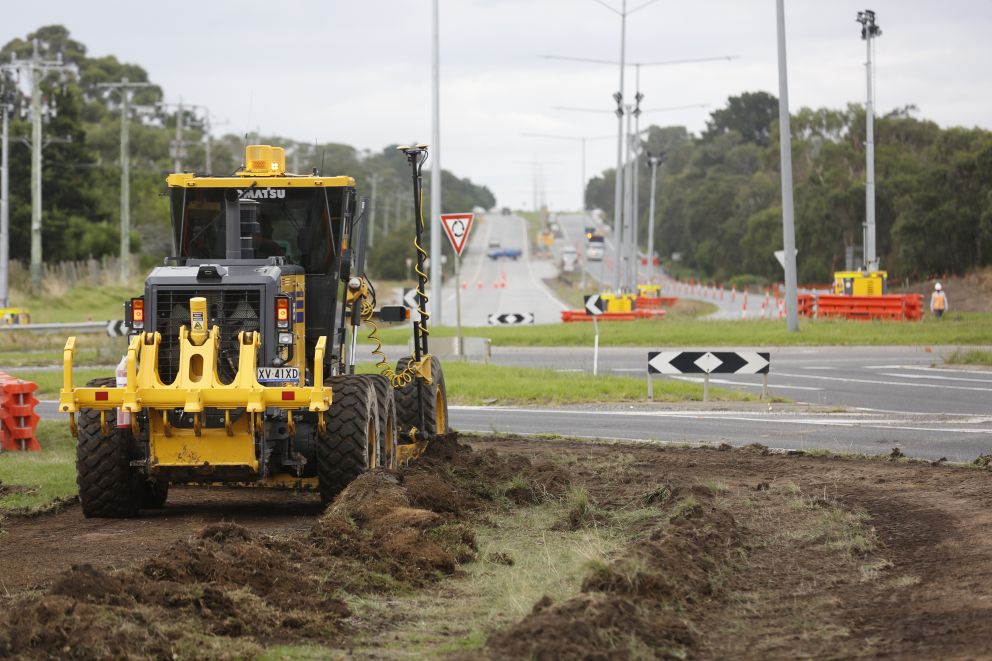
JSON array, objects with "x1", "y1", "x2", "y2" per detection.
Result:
[{"x1": 930, "y1": 282, "x2": 948, "y2": 318}]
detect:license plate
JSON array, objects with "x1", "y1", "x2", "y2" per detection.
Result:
[{"x1": 256, "y1": 367, "x2": 300, "y2": 383}]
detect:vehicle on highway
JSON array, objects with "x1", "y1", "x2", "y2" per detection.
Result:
[
  {"x1": 501, "y1": 207, "x2": 511, "y2": 216},
  {"x1": 586, "y1": 235, "x2": 605, "y2": 261},
  {"x1": 585, "y1": 226, "x2": 596, "y2": 240},
  {"x1": 488, "y1": 247, "x2": 522, "y2": 260},
  {"x1": 561, "y1": 247, "x2": 578, "y2": 273},
  {"x1": 59, "y1": 144, "x2": 450, "y2": 517},
  {"x1": 488, "y1": 238, "x2": 501, "y2": 249}
]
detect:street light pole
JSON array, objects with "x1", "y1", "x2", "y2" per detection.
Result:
[
  {"x1": 521, "y1": 132, "x2": 614, "y2": 212},
  {"x1": 646, "y1": 152, "x2": 664, "y2": 284},
  {"x1": 857, "y1": 9, "x2": 882, "y2": 272},
  {"x1": 0, "y1": 88, "x2": 10, "y2": 307},
  {"x1": 430, "y1": 0, "x2": 442, "y2": 325},
  {"x1": 776, "y1": 0, "x2": 799, "y2": 333}
]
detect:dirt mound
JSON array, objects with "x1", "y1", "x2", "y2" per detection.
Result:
[
  {"x1": 0, "y1": 435, "x2": 521, "y2": 660},
  {"x1": 485, "y1": 493, "x2": 744, "y2": 660},
  {"x1": 408, "y1": 433, "x2": 572, "y2": 510}
]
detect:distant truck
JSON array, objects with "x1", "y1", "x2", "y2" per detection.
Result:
[
  {"x1": 586, "y1": 235, "x2": 605, "y2": 261},
  {"x1": 487, "y1": 247, "x2": 522, "y2": 261}
]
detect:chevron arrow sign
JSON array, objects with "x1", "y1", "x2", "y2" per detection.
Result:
[
  {"x1": 583, "y1": 294, "x2": 605, "y2": 316},
  {"x1": 647, "y1": 351, "x2": 770, "y2": 375},
  {"x1": 488, "y1": 313, "x2": 535, "y2": 325}
]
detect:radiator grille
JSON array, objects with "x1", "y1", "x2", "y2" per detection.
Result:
[{"x1": 153, "y1": 288, "x2": 262, "y2": 384}]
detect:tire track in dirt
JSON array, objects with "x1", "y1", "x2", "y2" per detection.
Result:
[{"x1": 0, "y1": 487, "x2": 321, "y2": 593}]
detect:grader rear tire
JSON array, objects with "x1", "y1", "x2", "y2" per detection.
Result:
[
  {"x1": 76, "y1": 378, "x2": 140, "y2": 519},
  {"x1": 394, "y1": 356, "x2": 449, "y2": 438},
  {"x1": 363, "y1": 374, "x2": 398, "y2": 470},
  {"x1": 318, "y1": 376, "x2": 378, "y2": 505}
]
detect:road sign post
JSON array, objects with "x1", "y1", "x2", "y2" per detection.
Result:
[
  {"x1": 584, "y1": 294, "x2": 605, "y2": 375},
  {"x1": 440, "y1": 213, "x2": 474, "y2": 358}
]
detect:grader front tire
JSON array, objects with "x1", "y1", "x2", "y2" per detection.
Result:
[
  {"x1": 76, "y1": 379, "x2": 140, "y2": 518},
  {"x1": 318, "y1": 377, "x2": 378, "y2": 505}
]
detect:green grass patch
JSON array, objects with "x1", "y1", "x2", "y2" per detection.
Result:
[
  {"x1": 360, "y1": 361, "x2": 756, "y2": 404},
  {"x1": 0, "y1": 420, "x2": 77, "y2": 515},
  {"x1": 945, "y1": 348, "x2": 992, "y2": 366},
  {"x1": 7, "y1": 367, "x2": 111, "y2": 398},
  {"x1": 13, "y1": 283, "x2": 139, "y2": 324},
  {"x1": 365, "y1": 313, "x2": 992, "y2": 347}
]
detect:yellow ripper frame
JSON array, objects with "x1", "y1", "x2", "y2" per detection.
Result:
[{"x1": 59, "y1": 326, "x2": 333, "y2": 474}]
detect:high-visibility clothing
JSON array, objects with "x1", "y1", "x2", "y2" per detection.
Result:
[{"x1": 931, "y1": 291, "x2": 947, "y2": 311}]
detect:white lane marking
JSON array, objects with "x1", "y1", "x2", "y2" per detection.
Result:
[
  {"x1": 880, "y1": 372, "x2": 992, "y2": 384},
  {"x1": 670, "y1": 375, "x2": 823, "y2": 391},
  {"x1": 449, "y1": 406, "x2": 992, "y2": 436},
  {"x1": 802, "y1": 366, "x2": 835, "y2": 370},
  {"x1": 612, "y1": 368, "x2": 646, "y2": 372},
  {"x1": 866, "y1": 364, "x2": 991, "y2": 375},
  {"x1": 773, "y1": 371, "x2": 992, "y2": 393}
]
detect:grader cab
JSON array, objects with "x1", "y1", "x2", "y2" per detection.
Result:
[{"x1": 59, "y1": 144, "x2": 448, "y2": 517}]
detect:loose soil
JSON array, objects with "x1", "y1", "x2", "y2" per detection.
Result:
[{"x1": 3, "y1": 434, "x2": 992, "y2": 658}]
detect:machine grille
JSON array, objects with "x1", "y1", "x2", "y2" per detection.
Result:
[{"x1": 153, "y1": 288, "x2": 262, "y2": 384}]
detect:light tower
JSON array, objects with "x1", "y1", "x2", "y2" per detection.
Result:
[{"x1": 857, "y1": 9, "x2": 882, "y2": 272}]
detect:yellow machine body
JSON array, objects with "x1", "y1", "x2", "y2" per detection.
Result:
[{"x1": 833, "y1": 270, "x2": 888, "y2": 296}]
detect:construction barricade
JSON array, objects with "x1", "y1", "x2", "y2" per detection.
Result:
[
  {"x1": 815, "y1": 294, "x2": 923, "y2": 321},
  {"x1": 0, "y1": 372, "x2": 41, "y2": 451},
  {"x1": 561, "y1": 309, "x2": 665, "y2": 322}
]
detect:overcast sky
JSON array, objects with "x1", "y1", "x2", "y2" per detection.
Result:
[{"x1": 6, "y1": 0, "x2": 992, "y2": 210}]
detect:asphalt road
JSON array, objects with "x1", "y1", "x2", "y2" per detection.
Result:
[{"x1": 436, "y1": 213, "x2": 566, "y2": 327}]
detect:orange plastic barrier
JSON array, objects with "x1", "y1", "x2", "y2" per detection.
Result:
[
  {"x1": 814, "y1": 294, "x2": 923, "y2": 321},
  {"x1": 561, "y1": 309, "x2": 666, "y2": 322},
  {"x1": 635, "y1": 296, "x2": 679, "y2": 309},
  {"x1": 0, "y1": 372, "x2": 41, "y2": 451},
  {"x1": 797, "y1": 294, "x2": 816, "y2": 318}
]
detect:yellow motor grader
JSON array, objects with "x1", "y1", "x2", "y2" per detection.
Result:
[{"x1": 59, "y1": 144, "x2": 447, "y2": 517}]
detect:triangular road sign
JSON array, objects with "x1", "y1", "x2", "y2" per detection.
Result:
[{"x1": 440, "y1": 213, "x2": 475, "y2": 256}]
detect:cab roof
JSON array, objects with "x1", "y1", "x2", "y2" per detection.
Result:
[{"x1": 166, "y1": 144, "x2": 355, "y2": 189}]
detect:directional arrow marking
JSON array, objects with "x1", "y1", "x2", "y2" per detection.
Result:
[
  {"x1": 488, "y1": 313, "x2": 534, "y2": 326},
  {"x1": 583, "y1": 294, "x2": 604, "y2": 316},
  {"x1": 648, "y1": 351, "x2": 771, "y2": 375}
]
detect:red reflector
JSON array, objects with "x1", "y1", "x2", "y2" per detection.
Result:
[
  {"x1": 282, "y1": 391, "x2": 295, "y2": 401},
  {"x1": 95, "y1": 391, "x2": 109, "y2": 401}
]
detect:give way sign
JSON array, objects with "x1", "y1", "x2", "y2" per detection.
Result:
[{"x1": 440, "y1": 213, "x2": 475, "y2": 256}]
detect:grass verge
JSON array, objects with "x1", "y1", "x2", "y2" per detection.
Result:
[
  {"x1": 945, "y1": 348, "x2": 992, "y2": 366},
  {"x1": 13, "y1": 283, "x2": 140, "y2": 324},
  {"x1": 365, "y1": 313, "x2": 992, "y2": 347},
  {"x1": 359, "y1": 361, "x2": 759, "y2": 404},
  {"x1": 0, "y1": 420, "x2": 76, "y2": 515}
]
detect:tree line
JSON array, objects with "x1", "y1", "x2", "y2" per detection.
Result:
[
  {"x1": 585, "y1": 91, "x2": 992, "y2": 283},
  {"x1": 0, "y1": 25, "x2": 495, "y2": 279}
]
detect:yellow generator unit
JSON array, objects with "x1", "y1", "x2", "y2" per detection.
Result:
[
  {"x1": 833, "y1": 270, "x2": 888, "y2": 296},
  {"x1": 59, "y1": 144, "x2": 448, "y2": 517}
]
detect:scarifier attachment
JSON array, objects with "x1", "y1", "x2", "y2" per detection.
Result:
[{"x1": 60, "y1": 300, "x2": 332, "y2": 475}]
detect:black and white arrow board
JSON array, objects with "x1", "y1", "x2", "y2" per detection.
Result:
[
  {"x1": 583, "y1": 294, "x2": 606, "y2": 316},
  {"x1": 647, "y1": 351, "x2": 770, "y2": 375},
  {"x1": 106, "y1": 320, "x2": 128, "y2": 337},
  {"x1": 488, "y1": 313, "x2": 535, "y2": 326}
]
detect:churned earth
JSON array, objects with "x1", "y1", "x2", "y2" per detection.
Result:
[{"x1": 2, "y1": 434, "x2": 992, "y2": 659}]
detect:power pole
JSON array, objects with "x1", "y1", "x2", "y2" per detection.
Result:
[
  {"x1": 646, "y1": 152, "x2": 665, "y2": 284},
  {"x1": 173, "y1": 99, "x2": 184, "y2": 172},
  {"x1": 776, "y1": 0, "x2": 799, "y2": 332},
  {"x1": 369, "y1": 172, "x2": 379, "y2": 246},
  {"x1": 612, "y1": 0, "x2": 627, "y2": 293},
  {"x1": 430, "y1": 0, "x2": 442, "y2": 325},
  {"x1": 857, "y1": 9, "x2": 882, "y2": 272},
  {"x1": 0, "y1": 83, "x2": 11, "y2": 307},
  {"x1": 10, "y1": 41, "x2": 74, "y2": 289},
  {"x1": 96, "y1": 78, "x2": 153, "y2": 283}
]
